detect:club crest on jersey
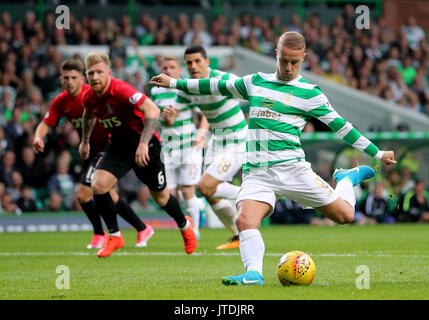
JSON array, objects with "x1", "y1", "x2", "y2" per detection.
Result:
[
  {"x1": 261, "y1": 97, "x2": 275, "y2": 109},
  {"x1": 129, "y1": 92, "x2": 143, "y2": 104}
]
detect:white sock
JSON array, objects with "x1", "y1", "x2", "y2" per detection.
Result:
[
  {"x1": 185, "y1": 196, "x2": 200, "y2": 236},
  {"x1": 110, "y1": 231, "x2": 121, "y2": 237},
  {"x1": 179, "y1": 219, "x2": 190, "y2": 231},
  {"x1": 211, "y1": 199, "x2": 239, "y2": 235},
  {"x1": 335, "y1": 178, "x2": 356, "y2": 208},
  {"x1": 212, "y1": 182, "x2": 240, "y2": 200},
  {"x1": 239, "y1": 229, "x2": 265, "y2": 275}
]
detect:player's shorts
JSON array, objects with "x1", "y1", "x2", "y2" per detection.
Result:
[
  {"x1": 236, "y1": 160, "x2": 338, "y2": 214},
  {"x1": 163, "y1": 147, "x2": 203, "y2": 189},
  {"x1": 96, "y1": 136, "x2": 166, "y2": 192},
  {"x1": 203, "y1": 139, "x2": 246, "y2": 182},
  {"x1": 80, "y1": 152, "x2": 104, "y2": 187}
]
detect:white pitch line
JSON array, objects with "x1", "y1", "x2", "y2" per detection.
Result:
[{"x1": 1, "y1": 252, "x2": 429, "y2": 258}]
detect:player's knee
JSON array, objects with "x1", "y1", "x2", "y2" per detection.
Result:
[
  {"x1": 76, "y1": 190, "x2": 92, "y2": 204},
  {"x1": 337, "y1": 210, "x2": 355, "y2": 225},
  {"x1": 151, "y1": 189, "x2": 170, "y2": 207},
  {"x1": 91, "y1": 180, "x2": 110, "y2": 195},
  {"x1": 196, "y1": 182, "x2": 215, "y2": 198}
]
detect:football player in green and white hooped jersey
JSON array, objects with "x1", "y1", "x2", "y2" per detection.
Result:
[
  {"x1": 150, "y1": 55, "x2": 209, "y2": 239},
  {"x1": 151, "y1": 32, "x2": 397, "y2": 285},
  {"x1": 182, "y1": 45, "x2": 248, "y2": 250}
]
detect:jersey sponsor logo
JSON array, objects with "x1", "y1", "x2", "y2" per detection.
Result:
[
  {"x1": 70, "y1": 117, "x2": 122, "y2": 129},
  {"x1": 98, "y1": 116, "x2": 122, "y2": 128},
  {"x1": 71, "y1": 118, "x2": 83, "y2": 128},
  {"x1": 129, "y1": 92, "x2": 143, "y2": 104},
  {"x1": 250, "y1": 108, "x2": 282, "y2": 121}
]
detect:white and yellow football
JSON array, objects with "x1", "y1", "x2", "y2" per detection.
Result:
[{"x1": 276, "y1": 251, "x2": 316, "y2": 286}]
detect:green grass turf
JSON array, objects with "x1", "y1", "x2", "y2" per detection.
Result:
[{"x1": 0, "y1": 223, "x2": 428, "y2": 300}]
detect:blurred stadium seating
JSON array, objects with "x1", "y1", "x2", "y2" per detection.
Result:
[{"x1": 0, "y1": 0, "x2": 428, "y2": 227}]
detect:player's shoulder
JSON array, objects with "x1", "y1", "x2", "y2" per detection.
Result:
[
  {"x1": 295, "y1": 76, "x2": 322, "y2": 91},
  {"x1": 209, "y1": 68, "x2": 237, "y2": 80},
  {"x1": 111, "y1": 77, "x2": 143, "y2": 96},
  {"x1": 52, "y1": 89, "x2": 69, "y2": 103}
]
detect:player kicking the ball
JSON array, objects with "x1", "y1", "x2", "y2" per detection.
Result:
[
  {"x1": 150, "y1": 31, "x2": 397, "y2": 285},
  {"x1": 79, "y1": 52, "x2": 197, "y2": 258},
  {"x1": 33, "y1": 59, "x2": 154, "y2": 249}
]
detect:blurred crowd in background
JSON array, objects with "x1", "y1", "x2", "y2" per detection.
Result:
[{"x1": 0, "y1": 4, "x2": 428, "y2": 224}]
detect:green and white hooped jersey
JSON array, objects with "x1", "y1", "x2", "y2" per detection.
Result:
[
  {"x1": 171, "y1": 72, "x2": 383, "y2": 172},
  {"x1": 180, "y1": 69, "x2": 248, "y2": 149},
  {"x1": 150, "y1": 86, "x2": 197, "y2": 155}
]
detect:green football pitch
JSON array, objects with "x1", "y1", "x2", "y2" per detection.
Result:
[{"x1": 1, "y1": 224, "x2": 428, "y2": 300}]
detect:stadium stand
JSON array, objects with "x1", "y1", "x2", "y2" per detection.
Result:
[{"x1": 0, "y1": 0, "x2": 428, "y2": 225}]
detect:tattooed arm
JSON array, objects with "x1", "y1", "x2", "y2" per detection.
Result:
[
  {"x1": 136, "y1": 98, "x2": 161, "y2": 166},
  {"x1": 79, "y1": 110, "x2": 97, "y2": 160}
]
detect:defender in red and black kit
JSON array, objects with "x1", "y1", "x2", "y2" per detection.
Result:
[
  {"x1": 33, "y1": 59, "x2": 154, "y2": 249},
  {"x1": 79, "y1": 52, "x2": 197, "y2": 258}
]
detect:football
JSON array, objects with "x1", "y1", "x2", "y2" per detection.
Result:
[{"x1": 277, "y1": 251, "x2": 316, "y2": 286}]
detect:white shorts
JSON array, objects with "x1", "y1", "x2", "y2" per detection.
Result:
[
  {"x1": 163, "y1": 148, "x2": 203, "y2": 189},
  {"x1": 236, "y1": 160, "x2": 338, "y2": 214},
  {"x1": 203, "y1": 142, "x2": 245, "y2": 182}
]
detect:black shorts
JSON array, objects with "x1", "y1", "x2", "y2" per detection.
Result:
[
  {"x1": 96, "y1": 136, "x2": 166, "y2": 192},
  {"x1": 80, "y1": 152, "x2": 104, "y2": 187}
]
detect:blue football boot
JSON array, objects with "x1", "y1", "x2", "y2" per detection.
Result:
[
  {"x1": 222, "y1": 269, "x2": 264, "y2": 286},
  {"x1": 333, "y1": 165, "x2": 375, "y2": 186}
]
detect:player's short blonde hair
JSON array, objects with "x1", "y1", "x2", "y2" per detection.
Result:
[
  {"x1": 277, "y1": 31, "x2": 306, "y2": 51},
  {"x1": 84, "y1": 52, "x2": 110, "y2": 69},
  {"x1": 162, "y1": 54, "x2": 181, "y2": 65}
]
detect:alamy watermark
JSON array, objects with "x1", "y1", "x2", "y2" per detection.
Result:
[
  {"x1": 55, "y1": 5, "x2": 70, "y2": 30},
  {"x1": 355, "y1": 265, "x2": 370, "y2": 289},
  {"x1": 55, "y1": 265, "x2": 70, "y2": 290},
  {"x1": 355, "y1": 5, "x2": 370, "y2": 30}
]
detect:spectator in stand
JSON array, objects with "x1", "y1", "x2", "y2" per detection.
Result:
[
  {"x1": 397, "y1": 181, "x2": 429, "y2": 222},
  {"x1": 109, "y1": 35, "x2": 127, "y2": 62},
  {"x1": 46, "y1": 151, "x2": 75, "y2": 210},
  {"x1": 16, "y1": 185, "x2": 37, "y2": 212},
  {"x1": 401, "y1": 16, "x2": 426, "y2": 51},
  {"x1": 111, "y1": 56, "x2": 128, "y2": 81},
  {"x1": 397, "y1": 55, "x2": 417, "y2": 87},
  {"x1": 16, "y1": 146, "x2": 46, "y2": 189},
  {"x1": 47, "y1": 192, "x2": 63, "y2": 212},
  {"x1": 399, "y1": 166, "x2": 416, "y2": 195},
  {"x1": 131, "y1": 186, "x2": 157, "y2": 212},
  {"x1": 6, "y1": 170, "x2": 23, "y2": 201},
  {"x1": 0, "y1": 127, "x2": 13, "y2": 156},
  {"x1": 0, "y1": 150, "x2": 16, "y2": 187},
  {"x1": 287, "y1": 13, "x2": 302, "y2": 34},
  {"x1": 183, "y1": 13, "x2": 212, "y2": 47},
  {"x1": 1, "y1": 192, "x2": 21, "y2": 215},
  {"x1": 359, "y1": 182, "x2": 392, "y2": 224},
  {"x1": 324, "y1": 59, "x2": 348, "y2": 86}
]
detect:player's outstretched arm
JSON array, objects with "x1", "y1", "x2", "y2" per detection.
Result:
[
  {"x1": 150, "y1": 73, "x2": 249, "y2": 100},
  {"x1": 136, "y1": 98, "x2": 160, "y2": 167},
  {"x1": 33, "y1": 121, "x2": 50, "y2": 153},
  {"x1": 79, "y1": 110, "x2": 96, "y2": 160},
  {"x1": 380, "y1": 150, "x2": 397, "y2": 166}
]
